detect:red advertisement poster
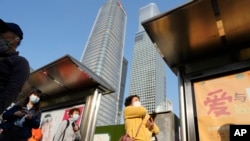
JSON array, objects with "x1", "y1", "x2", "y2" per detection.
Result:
[{"x1": 62, "y1": 106, "x2": 84, "y2": 125}]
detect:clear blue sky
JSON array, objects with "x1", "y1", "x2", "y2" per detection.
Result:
[{"x1": 0, "y1": 0, "x2": 190, "y2": 117}]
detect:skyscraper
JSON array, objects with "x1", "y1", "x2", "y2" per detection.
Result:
[
  {"x1": 118, "y1": 57, "x2": 128, "y2": 123},
  {"x1": 80, "y1": 0, "x2": 127, "y2": 126},
  {"x1": 129, "y1": 3, "x2": 167, "y2": 114}
]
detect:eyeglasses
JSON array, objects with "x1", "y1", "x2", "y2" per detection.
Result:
[{"x1": 0, "y1": 36, "x2": 20, "y2": 47}]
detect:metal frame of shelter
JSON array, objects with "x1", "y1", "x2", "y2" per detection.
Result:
[
  {"x1": 19, "y1": 55, "x2": 114, "y2": 141},
  {"x1": 142, "y1": 0, "x2": 250, "y2": 141}
]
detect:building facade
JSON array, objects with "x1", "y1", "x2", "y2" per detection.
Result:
[
  {"x1": 129, "y1": 3, "x2": 167, "y2": 114},
  {"x1": 118, "y1": 57, "x2": 128, "y2": 123},
  {"x1": 80, "y1": 0, "x2": 127, "y2": 125}
]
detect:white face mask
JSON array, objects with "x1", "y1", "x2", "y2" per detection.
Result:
[
  {"x1": 29, "y1": 95, "x2": 40, "y2": 104},
  {"x1": 72, "y1": 114, "x2": 79, "y2": 121},
  {"x1": 133, "y1": 101, "x2": 141, "y2": 107}
]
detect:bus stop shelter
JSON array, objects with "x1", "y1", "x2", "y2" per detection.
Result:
[
  {"x1": 19, "y1": 55, "x2": 114, "y2": 141},
  {"x1": 142, "y1": 0, "x2": 250, "y2": 141}
]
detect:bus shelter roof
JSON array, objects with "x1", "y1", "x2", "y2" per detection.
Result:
[
  {"x1": 19, "y1": 55, "x2": 114, "y2": 110},
  {"x1": 142, "y1": 0, "x2": 250, "y2": 74}
]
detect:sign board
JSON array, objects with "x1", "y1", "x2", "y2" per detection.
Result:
[
  {"x1": 193, "y1": 70, "x2": 250, "y2": 141},
  {"x1": 40, "y1": 104, "x2": 84, "y2": 141},
  {"x1": 94, "y1": 134, "x2": 110, "y2": 141}
]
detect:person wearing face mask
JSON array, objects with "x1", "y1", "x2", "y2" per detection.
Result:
[
  {"x1": 40, "y1": 114, "x2": 53, "y2": 141},
  {"x1": 123, "y1": 95, "x2": 159, "y2": 141},
  {"x1": 53, "y1": 108, "x2": 81, "y2": 141},
  {"x1": 0, "y1": 89, "x2": 42, "y2": 141},
  {"x1": 0, "y1": 19, "x2": 30, "y2": 115}
]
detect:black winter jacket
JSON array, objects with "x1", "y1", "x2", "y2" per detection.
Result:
[
  {"x1": 0, "y1": 104, "x2": 41, "y2": 139},
  {"x1": 0, "y1": 51, "x2": 30, "y2": 114}
]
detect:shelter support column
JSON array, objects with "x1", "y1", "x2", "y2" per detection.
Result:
[
  {"x1": 79, "y1": 89, "x2": 102, "y2": 141},
  {"x1": 177, "y1": 69, "x2": 187, "y2": 141}
]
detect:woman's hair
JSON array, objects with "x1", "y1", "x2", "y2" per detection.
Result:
[
  {"x1": 19, "y1": 89, "x2": 42, "y2": 113},
  {"x1": 124, "y1": 95, "x2": 140, "y2": 107},
  {"x1": 68, "y1": 108, "x2": 81, "y2": 116},
  {"x1": 41, "y1": 114, "x2": 52, "y2": 126}
]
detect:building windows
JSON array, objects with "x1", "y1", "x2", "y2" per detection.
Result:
[{"x1": 135, "y1": 34, "x2": 144, "y2": 42}]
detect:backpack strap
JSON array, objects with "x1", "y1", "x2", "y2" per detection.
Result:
[
  {"x1": 61, "y1": 120, "x2": 70, "y2": 141},
  {"x1": 134, "y1": 118, "x2": 144, "y2": 138}
]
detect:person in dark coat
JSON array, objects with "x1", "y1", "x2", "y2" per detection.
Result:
[
  {"x1": 0, "y1": 18, "x2": 30, "y2": 114},
  {"x1": 0, "y1": 90, "x2": 42, "y2": 141}
]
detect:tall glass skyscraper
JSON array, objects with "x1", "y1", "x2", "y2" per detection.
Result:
[
  {"x1": 129, "y1": 3, "x2": 167, "y2": 114},
  {"x1": 118, "y1": 57, "x2": 128, "y2": 123},
  {"x1": 80, "y1": 0, "x2": 127, "y2": 126}
]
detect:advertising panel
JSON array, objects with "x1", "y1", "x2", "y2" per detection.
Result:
[
  {"x1": 39, "y1": 104, "x2": 84, "y2": 141},
  {"x1": 193, "y1": 70, "x2": 250, "y2": 141}
]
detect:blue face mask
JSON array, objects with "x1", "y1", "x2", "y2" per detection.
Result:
[
  {"x1": 72, "y1": 114, "x2": 80, "y2": 121},
  {"x1": 29, "y1": 95, "x2": 40, "y2": 104},
  {"x1": 0, "y1": 39, "x2": 9, "y2": 52}
]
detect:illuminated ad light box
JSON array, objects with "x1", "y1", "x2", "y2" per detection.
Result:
[{"x1": 192, "y1": 70, "x2": 250, "y2": 141}]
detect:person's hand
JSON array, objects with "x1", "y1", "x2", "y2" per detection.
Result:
[
  {"x1": 146, "y1": 117, "x2": 154, "y2": 130},
  {"x1": 14, "y1": 111, "x2": 26, "y2": 117},
  {"x1": 73, "y1": 124, "x2": 79, "y2": 132},
  {"x1": 25, "y1": 113, "x2": 33, "y2": 120},
  {"x1": 21, "y1": 107, "x2": 29, "y2": 114},
  {"x1": 0, "y1": 128, "x2": 3, "y2": 134}
]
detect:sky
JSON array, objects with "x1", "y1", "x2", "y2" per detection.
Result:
[{"x1": 0, "y1": 0, "x2": 191, "y2": 117}]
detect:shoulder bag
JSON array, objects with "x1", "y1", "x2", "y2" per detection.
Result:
[{"x1": 119, "y1": 120, "x2": 143, "y2": 141}]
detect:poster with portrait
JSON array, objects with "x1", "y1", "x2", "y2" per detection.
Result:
[
  {"x1": 193, "y1": 70, "x2": 250, "y2": 141},
  {"x1": 40, "y1": 104, "x2": 84, "y2": 141}
]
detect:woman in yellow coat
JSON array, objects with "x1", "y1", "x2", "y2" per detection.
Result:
[{"x1": 124, "y1": 95, "x2": 159, "y2": 141}]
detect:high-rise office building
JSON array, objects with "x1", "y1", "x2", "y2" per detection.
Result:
[
  {"x1": 80, "y1": 0, "x2": 127, "y2": 126},
  {"x1": 118, "y1": 57, "x2": 128, "y2": 123},
  {"x1": 129, "y1": 3, "x2": 167, "y2": 114}
]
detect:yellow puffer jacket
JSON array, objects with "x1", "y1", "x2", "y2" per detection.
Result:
[{"x1": 124, "y1": 106, "x2": 159, "y2": 141}]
